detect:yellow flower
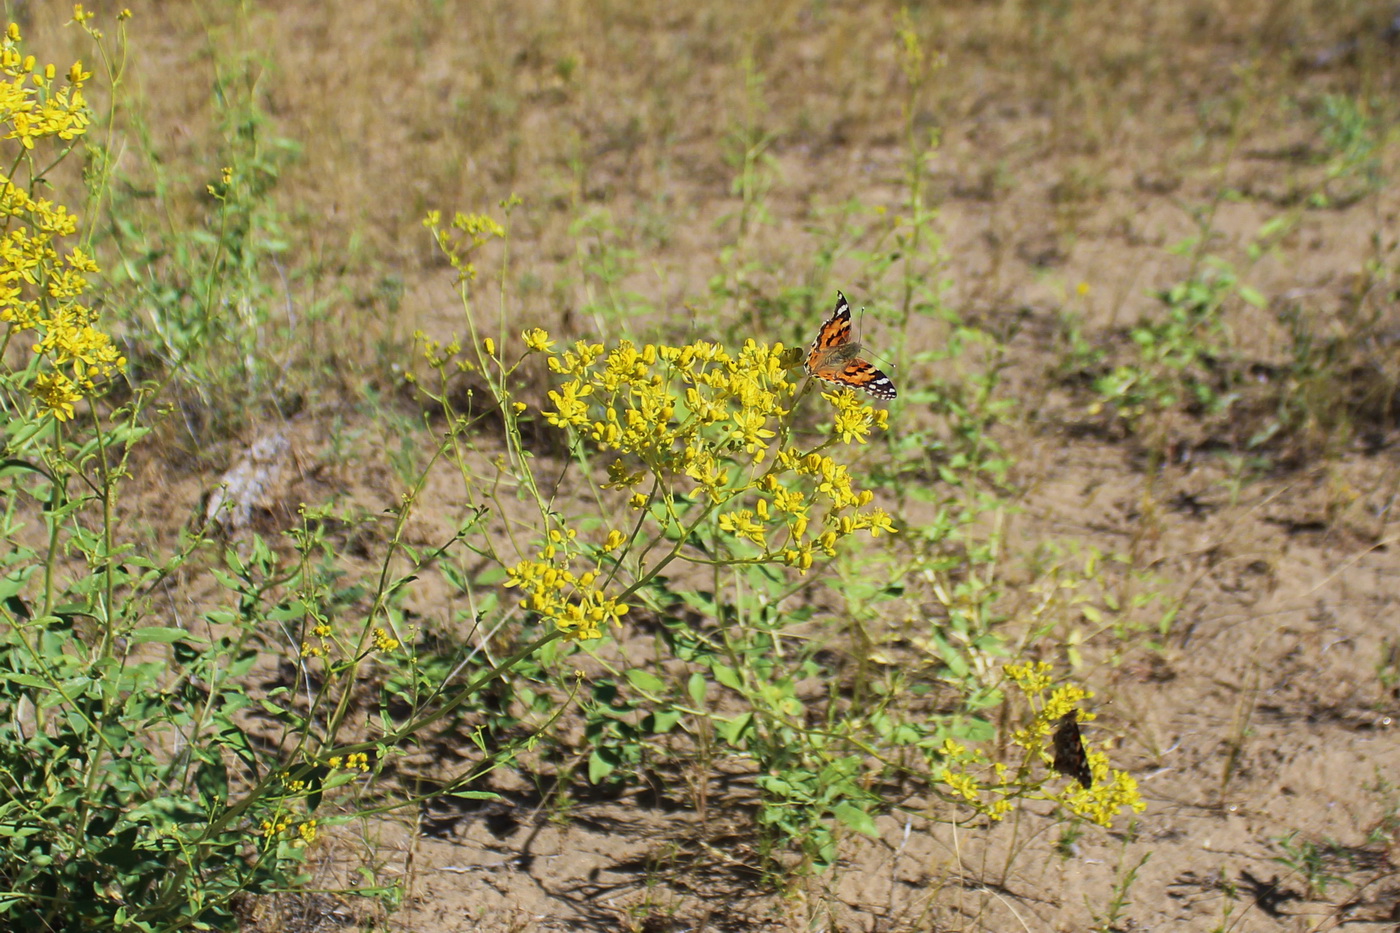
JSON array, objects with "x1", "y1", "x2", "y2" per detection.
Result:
[
  {"x1": 827, "y1": 389, "x2": 888, "y2": 445},
  {"x1": 30, "y1": 370, "x2": 80, "y2": 420},
  {"x1": 1004, "y1": 661, "x2": 1054, "y2": 695},
  {"x1": 259, "y1": 816, "x2": 292, "y2": 838},
  {"x1": 781, "y1": 544, "x2": 814, "y2": 571},
  {"x1": 718, "y1": 508, "x2": 766, "y2": 546},
  {"x1": 545, "y1": 379, "x2": 593, "y2": 428},
  {"x1": 425, "y1": 207, "x2": 509, "y2": 284},
  {"x1": 509, "y1": 330, "x2": 903, "y2": 625},
  {"x1": 505, "y1": 545, "x2": 630, "y2": 642},
  {"x1": 0, "y1": 33, "x2": 120, "y2": 425},
  {"x1": 452, "y1": 211, "x2": 505, "y2": 242},
  {"x1": 942, "y1": 769, "x2": 980, "y2": 801},
  {"x1": 523, "y1": 327, "x2": 554, "y2": 352}
]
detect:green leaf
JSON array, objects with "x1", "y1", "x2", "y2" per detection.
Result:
[
  {"x1": 588, "y1": 748, "x2": 617, "y2": 783},
  {"x1": 0, "y1": 569, "x2": 35, "y2": 602},
  {"x1": 928, "y1": 631, "x2": 969, "y2": 678},
  {"x1": 1157, "y1": 605, "x2": 1180, "y2": 635},
  {"x1": 757, "y1": 774, "x2": 796, "y2": 797},
  {"x1": 712, "y1": 663, "x2": 742, "y2": 691},
  {"x1": 0, "y1": 458, "x2": 55, "y2": 483},
  {"x1": 679, "y1": 589, "x2": 718, "y2": 615},
  {"x1": 322, "y1": 770, "x2": 361, "y2": 792},
  {"x1": 687, "y1": 671, "x2": 707, "y2": 706},
  {"x1": 625, "y1": 669, "x2": 666, "y2": 694},
  {"x1": 129, "y1": 626, "x2": 190, "y2": 644},
  {"x1": 716, "y1": 712, "x2": 753, "y2": 745},
  {"x1": 647, "y1": 708, "x2": 683, "y2": 733},
  {"x1": 193, "y1": 757, "x2": 230, "y2": 807},
  {"x1": 0, "y1": 672, "x2": 48, "y2": 689},
  {"x1": 1237, "y1": 285, "x2": 1266, "y2": 308},
  {"x1": 448, "y1": 790, "x2": 502, "y2": 801},
  {"x1": 833, "y1": 801, "x2": 878, "y2": 837},
  {"x1": 209, "y1": 569, "x2": 243, "y2": 591}
]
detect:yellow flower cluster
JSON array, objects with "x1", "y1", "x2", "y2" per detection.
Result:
[
  {"x1": 826, "y1": 387, "x2": 890, "y2": 445},
  {"x1": 371, "y1": 627, "x2": 400, "y2": 653},
  {"x1": 258, "y1": 815, "x2": 317, "y2": 845},
  {"x1": 423, "y1": 209, "x2": 506, "y2": 284},
  {"x1": 299, "y1": 620, "x2": 334, "y2": 659},
  {"x1": 934, "y1": 739, "x2": 1014, "y2": 820},
  {"x1": 927, "y1": 663, "x2": 1144, "y2": 827},
  {"x1": 0, "y1": 21, "x2": 124, "y2": 422},
  {"x1": 259, "y1": 815, "x2": 292, "y2": 838},
  {"x1": 298, "y1": 611, "x2": 396, "y2": 663},
  {"x1": 1006, "y1": 661, "x2": 1145, "y2": 826},
  {"x1": 326, "y1": 752, "x2": 370, "y2": 772},
  {"x1": 71, "y1": 6, "x2": 132, "y2": 32},
  {"x1": 255, "y1": 768, "x2": 316, "y2": 845},
  {"x1": 505, "y1": 528, "x2": 630, "y2": 641},
  {"x1": 1004, "y1": 659, "x2": 1054, "y2": 695},
  {"x1": 0, "y1": 24, "x2": 91, "y2": 147},
  {"x1": 536, "y1": 332, "x2": 894, "y2": 572}
]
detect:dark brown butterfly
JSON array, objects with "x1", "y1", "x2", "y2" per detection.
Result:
[{"x1": 1052, "y1": 712, "x2": 1093, "y2": 789}]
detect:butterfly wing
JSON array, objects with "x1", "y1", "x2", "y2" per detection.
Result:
[
  {"x1": 833, "y1": 359, "x2": 897, "y2": 399},
  {"x1": 1052, "y1": 713, "x2": 1093, "y2": 789},
  {"x1": 807, "y1": 293, "x2": 854, "y2": 363},
  {"x1": 805, "y1": 292, "x2": 897, "y2": 399}
]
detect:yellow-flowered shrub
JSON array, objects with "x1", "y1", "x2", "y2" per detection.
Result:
[
  {"x1": 933, "y1": 661, "x2": 1145, "y2": 827},
  {"x1": 416, "y1": 201, "x2": 1143, "y2": 874},
  {"x1": 497, "y1": 332, "x2": 895, "y2": 640}
]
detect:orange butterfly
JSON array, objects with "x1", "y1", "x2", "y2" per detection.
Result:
[{"x1": 804, "y1": 292, "x2": 896, "y2": 400}]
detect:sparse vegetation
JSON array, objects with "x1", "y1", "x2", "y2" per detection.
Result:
[{"x1": 1, "y1": 1, "x2": 1399, "y2": 930}]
